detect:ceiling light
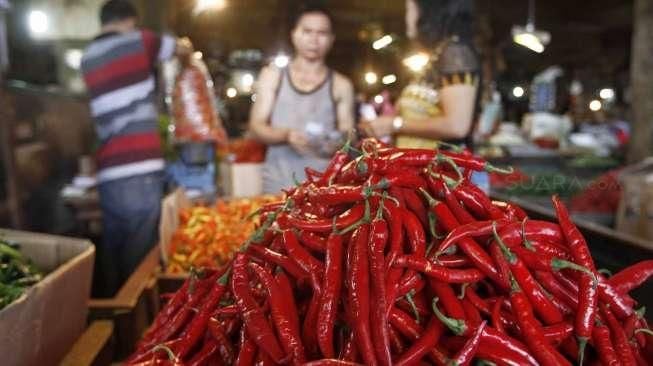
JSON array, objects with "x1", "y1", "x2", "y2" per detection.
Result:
[
  {"x1": 364, "y1": 71, "x2": 378, "y2": 85},
  {"x1": 226, "y1": 87, "x2": 237, "y2": 98},
  {"x1": 65, "y1": 49, "x2": 83, "y2": 69},
  {"x1": 382, "y1": 74, "x2": 397, "y2": 85},
  {"x1": 373, "y1": 94, "x2": 384, "y2": 104},
  {"x1": 273, "y1": 53, "x2": 289, "y2": 68},
  {"x1": 194, "y1": 0, "x2": 226, "y2": 15},
  {"x1": 589, "y1": 99, "x2": 602, "y2": 111},
  {"x1": 372, "y1": 35, "x2": 393, "y2": 50},
  {"x1": 512, "y1": 86, "x2": 525, "y2": 98},
  {"x1": 241, "y1": 73, "x2": 254, "y2": 88},
  {"x1": 511, "y1": 0, "x2": 550, "y2": 53},
  {"x1": 403, "y1": 52, "x2": 429, "y2": 73},
  {"x1": 599, "y1": 88, "x2": 615, "y2": 100},
  {"x1": 28, "y1": 10, "x2": 49, "y2": 36}
]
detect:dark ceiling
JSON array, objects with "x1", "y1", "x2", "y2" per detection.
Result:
[{"x1": 169, "y1": 0, "x2": 633, "y2": 91}]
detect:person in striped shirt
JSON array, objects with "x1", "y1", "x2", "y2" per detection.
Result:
[{"x1": 81, "y1": 0, "x2": 191, "y2": 295}]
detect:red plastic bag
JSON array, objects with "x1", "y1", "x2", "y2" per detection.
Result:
[{"x1": 172, "y1": 56, "x2": 227, "y2": 144}]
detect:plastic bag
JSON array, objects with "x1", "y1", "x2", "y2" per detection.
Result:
[{"x1": 172, "y1": 56, "x2": 227, "y2": 144}]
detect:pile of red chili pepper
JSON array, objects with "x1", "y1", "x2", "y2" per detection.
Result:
[
  {"x1": 127, "y1": 139, "x2": 652, "y2": 365},
  {"x1": 570, "y1": 170, "x2": 622, "y2": 214}
]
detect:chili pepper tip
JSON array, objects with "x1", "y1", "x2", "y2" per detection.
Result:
[{"x1": 577, "y1": 337, "x2": 588, "y2": 366}]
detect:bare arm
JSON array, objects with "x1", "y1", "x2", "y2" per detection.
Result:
[
  {"x1": 248, "y1": 66, "x2": 290, "y2": 145},
  {"x1": 399, "y1": 83, "x2": 478, "y2": 139},
  {"x1": 359, "y1": 83, "x2": 477, "y2": 140},
  {"x1": 333, "y1": 74, "x2": 355, "y2": 135}
]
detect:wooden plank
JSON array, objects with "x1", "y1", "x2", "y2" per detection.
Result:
[{"x1": 60, "y1": 320, "x2": 114, "y2": 366}]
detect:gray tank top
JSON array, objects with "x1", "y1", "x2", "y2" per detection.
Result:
[{"x1": 263, "y1": 67, "x2": 336, "y2": 193}]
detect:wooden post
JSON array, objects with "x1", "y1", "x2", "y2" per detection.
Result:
[
  {"x1": 628, "y1": 0, "x2": 653, "y2": 163},
  {"x1": 0, "y1": 79, "x2": 23, "y2": 228}
]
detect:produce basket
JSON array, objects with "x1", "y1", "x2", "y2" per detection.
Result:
[{"x1": 0, "y1": 229, "x2": 95, "y2": 366}]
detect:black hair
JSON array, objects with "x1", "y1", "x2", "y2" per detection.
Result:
[
  {"x1": 414, "y1": 0, "x2": 474, "y2": 46},
  {"x1": 100, "y1": 0, "x2": 138, "y2": 26},
  {"x1": 290, "y1": 1, "x2": 334, "y2": 31}
]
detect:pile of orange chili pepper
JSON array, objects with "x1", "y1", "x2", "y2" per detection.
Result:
[
  {"x1": 166, "y1": 195, "x2": 280, "y2": 273},
  {"x1": 130, "y1": 138, "x2": 652, "y2": 365}
]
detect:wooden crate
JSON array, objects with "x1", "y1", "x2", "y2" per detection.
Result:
[
  {"x1": 60, "y1": 321, "x2": 114, "y2": 366},
  {"x1": 88, "y1": 245, "x2": 161, "y2": 360}
]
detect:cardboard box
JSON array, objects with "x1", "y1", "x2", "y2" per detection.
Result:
[
  {"x1": 159, "y1": 188, "x2": 192, "y2": 265},
  {"x1": 0, "y1": 229, "x2": 95, "y2": 366},
  {"x1": 218, "y1": 162, "x2": 263, "y2": 198},
  {"x1": 616, "y1": 157, "x2": 653, "y2": 243}
]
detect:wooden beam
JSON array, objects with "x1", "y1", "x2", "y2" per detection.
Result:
[{"x1": 628, "y1": 0, "x2": 653, "y2": 163}]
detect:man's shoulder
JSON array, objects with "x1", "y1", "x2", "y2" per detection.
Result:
[{"x1": 332, "y1": 71, "x2": 353, "y2": 97}]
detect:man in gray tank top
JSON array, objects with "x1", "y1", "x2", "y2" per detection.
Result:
[{"x1": 248, "y1": 4, "x2": 355, "y2": 194}]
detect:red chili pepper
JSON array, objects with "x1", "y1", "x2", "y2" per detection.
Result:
[
  {"x1": 436, "y1": 219, "x2": 512, "y2": 255},
  {"x1": 480, "y1": 326, "x2": 540, "y2": 366},
  {"x1": 395, "y1": 318, "x2": 445, "y2": 366},
  {"x1": 317, "y1": 231, "x2": 344, "y2": 358},
  {"x1": 509, "y1": 278, "x2": 572, "y2": 366},
  {"x1": 608, "y1": 260, "x2": 653, "y2": 294},
  {"x1": 429, "y1": 279, "x2": 468, "y2": 330},
  {"x1": 186, "y1": 338, "x2": 220, "y2": 366},
  {"x1": 593, "y1": 321, "x2": 620, "y2": 366},
  {"x1": 393, "y1": 255, "x2": 485, "y2": 283},
  {"x1": 493, "y1": 224, "x2": 565, "y2": 325},
  {"x1": 346, "y1": 223, "x2": 377, "y2": 366},
  {"x1": 601, "y1": 305, "x2": 638, "y2": 366},
  {"x1": 231, "y1": 253, "x2": 286, "y2": 364},
  {"x1": 317, "y1": 143, "x2": 353, "y2": 186},
  {"x1": 248, "y1": 263, "x2": 305, "y2": 365},
  {"x1": 534, "y1": 270, "x2": 579, "y2": 311},
  {"x1": 450, "y1": 321, "x2": 487, "y2": 366},
  {"x1": 552, "y1": 195, "x2": 600, "y2": 361},
  {"x1": 176, "y1": 270, "x2": 231, "y2": 359},
  {"x1": 491, "y1": 298, "x2": 505, "y2": 334},
  {"x1": 282, "y1": 230, "x2": 325, "y2": 289},
  {"x1": 368, "y1": 202, "x2": 392, "y2": 366},
  {"x1": 402, "y1": 188, "x2": 429, "y2": 228},
  {"x1": 340, "y1": 330, "x2": 359, "y2": 362},
  {"x1": 387, "y1": 326, "x2": 405, "y2": 355},
  {"x1": 496, "y1": 220, "x2": 564, "y2": 248},
  {"x1": 206, "y1": 320, "x2": 235, "y2": 365},
  {"x1": 247, "y1": 244, "x2": 309, "y2": 281},
  {"x1": 234, "y1": 327, "x2": 256, "y2": 366},
  {"x1": 303, "y1": 360, "x2": 364, "y2": 366},
  {"x1": 305, "y1": 167, "x2": 324, "y2": 183},
  {"x1": 542, "y1": 322, "x2": 574, "y2": 346},
  {"x1": 382, "y1": 201, "x2": 405, "y2": 315},
  {"x1": 302, "y1": 286, "x2": 322, "y2": 359},
  {"x1": 428, "y1": 176, "x2": 476, "y2": 224},
  {"x1": 463, "y1": 287, "x2": 492, "y2": 315},
  {"x1": 307, "y1": 184, "x2": 374, "y2": 206},
  {"x1": 142, "y1": 272, "x2": 217, "y2": 349},
  {"x1": 297, "y1": 230, "x2": 327, "y2": 253},
  {"x1": 388, "y1": 307, "x2": 422, "y2": 340},
  {"x1": 462, "y1": 183, "x2": 506, "y2": 220},
  {"x1": 420, "y1": 188, "x2": 506, "y2": 288},
  {"x1": 462, "y1": 297, "x2": 483, "y2": 327},
  {"x1": 488, "y1": 242, "x2": 512, "y2": 291},
  {"x1": 452, "y1": 184, "x2": 488, "y2": 219},
  {"x1": 401, "y1": 208, "x2": 426, "y2": 257},
  {"x1": 436, "y1": 255, "x2": 473, "y2": 268},
  {"x1": 394, "y1": 273, "x2": 425, "y2": 300},
  {"x1": 278, "y1": 202, "x2": 366, "y2": 233}
]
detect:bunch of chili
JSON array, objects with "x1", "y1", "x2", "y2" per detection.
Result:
[{"x1": 126, "y1": 139, "x2": 652, "y2": 365}]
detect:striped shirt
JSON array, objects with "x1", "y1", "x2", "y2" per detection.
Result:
[{"x1": 81, "y1": 29, "x2": 175, "y2": 183}]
